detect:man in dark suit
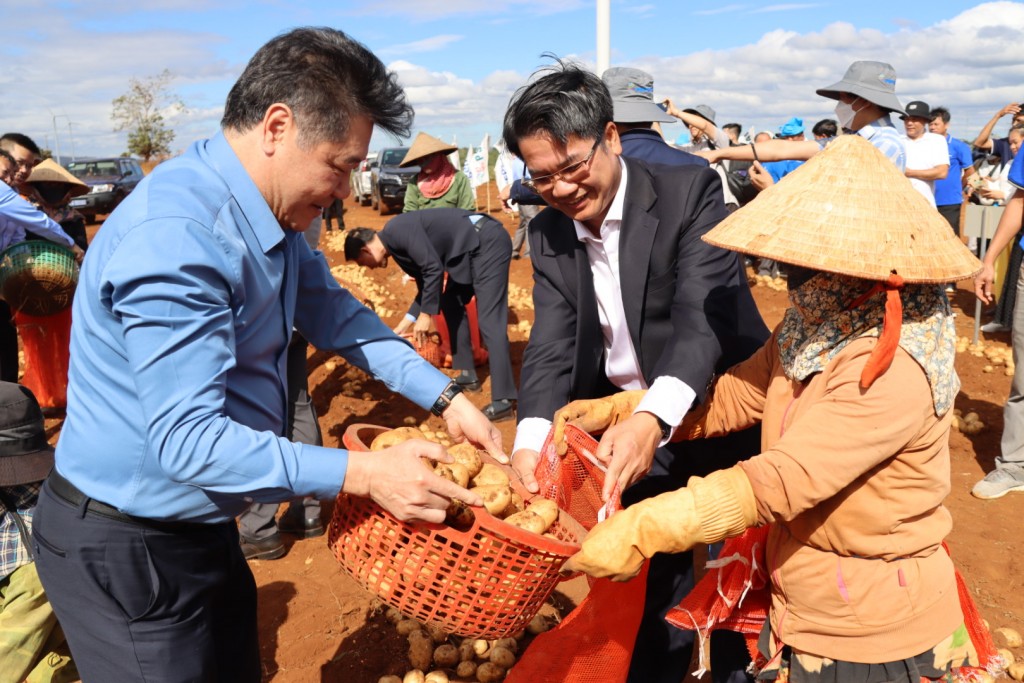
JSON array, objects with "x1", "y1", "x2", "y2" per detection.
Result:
[
  {"x1": 504, "y1": 62, "x2": 768, "y2": 683},
  {"x1": 345, "y1": 208, "x2": 516, "y2": 421}
]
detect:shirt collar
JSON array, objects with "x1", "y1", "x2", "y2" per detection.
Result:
[
  {"x1": 205, "y1": 131, "x2": 287, "y2": 255},
  {"x1": 573, "y1": 157, "x2": 628, "y2": 243}
]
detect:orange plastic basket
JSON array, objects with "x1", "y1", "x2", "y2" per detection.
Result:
[{"x1": 328, "y1": 424, "x2": 585, "y2": 639}]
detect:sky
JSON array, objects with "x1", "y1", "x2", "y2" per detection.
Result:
[{"x1": 1, "y1": 0, "x2": 1022, "y2": 161}]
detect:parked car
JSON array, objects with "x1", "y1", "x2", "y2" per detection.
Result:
[
  {"x1": 350, "y1": 152, "x2": 378, "y2": 206},
  {"x1": 370, "y1": 147, "x2": 418, "y2": 215},
  {"x1": 66, "y1": 157, "x2": 145, "y2": 222}
]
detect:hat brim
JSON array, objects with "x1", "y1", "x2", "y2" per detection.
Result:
[
  {"x1": 816, "y1": 79, "x2": 904, "y2": 115},
  {"x1": 613, "y1": 100, "x2": 675, "y2": 124},
  {"x1": 683, "y1": 108, "x2": 715, "y2": 125},
  {"x1": 0, "y1": 445, "x2": 54, "y2": 486}
]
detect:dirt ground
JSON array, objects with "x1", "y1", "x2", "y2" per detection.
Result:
[{"x1": 72, "y1": 183, "x2": 1023, "y2": 682}]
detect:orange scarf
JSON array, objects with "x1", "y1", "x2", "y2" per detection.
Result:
[{"x1": 416, "y1": 154, "x2": 456, "y2": 199}]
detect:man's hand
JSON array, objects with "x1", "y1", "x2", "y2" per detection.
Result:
[
  {"x1": 999, "y1": 103, "x2": 1022, "y2": 118},
  {"x1": 749, "y1": 161, "x2": 774, "y2": 192},
  {"x1": 596, "y1": 412, "x2": 662, "y2": 502},
  {"x1": 975, "y1": 262, "x2": 996, "y2": 305},
  {"x1": 511, "y1": 448, "x2": 541, "y2": 494},
  {"x1": 412, "y1": 312, "x2": 434, "y2": 345},
  {"x1": 441, "y1": 392, "x2": 506, "y2": 464},
  {"x1": 393, "y1": 317, "x2": 413, "y2": 336},
  {"x1": 552, "y1": 391, "x2": 647, "y2": 455},
  {"x1": 343, "y1": 440, "x2": 482, "y2": 523},
  {"x1": 71, "y1": 244, "x2": 85, "y2": 264}
]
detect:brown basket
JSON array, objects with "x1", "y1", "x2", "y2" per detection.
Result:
[
  {"x1": 328, "y1": 424, "x2": 586, "y2": 639},
  {"x1": 0, "y1": 241, "x2": 79, "y2": 316}
]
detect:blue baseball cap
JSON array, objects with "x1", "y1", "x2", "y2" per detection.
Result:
[{"x1": 778, "y1": 117, "x2": 804, "y2": 137}]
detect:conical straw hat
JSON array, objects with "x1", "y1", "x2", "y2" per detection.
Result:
[
  {"x1": 26, "y1": 159, "x2": 89, "y2": 198},
  {"x1": 400, "y1": 132, "x2": 458, "y2": 167},
  {"x1": 703, "y1": 134, "x2": 981, "y2": 283}
]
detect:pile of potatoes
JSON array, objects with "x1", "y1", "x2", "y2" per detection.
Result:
[
  {"x1": 957, "y1": 337, "x2": 1016, "y2": 377},
  {"x1": 377, "y1": 603, "x2": 559, "y2": 683},
  {"x1": 752, "y1": 274, "x2": 787, "y2": 291},
  {"x1": 369, "y1": 428, "x2": 560, "y2": 535},
  {"x1": 951, "y1": 409, "x2": 986, "y2": 435}
]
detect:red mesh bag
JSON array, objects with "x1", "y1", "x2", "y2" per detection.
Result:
[
  {"x1": 15, "y1": 307, "x2": 72, "y2": 409},
  {"x1": 400, "y1": 331, "x2": 446, "y2": 368},
  {"x1": 506, "y1": 424, "x2": 647, "y2": 683}
]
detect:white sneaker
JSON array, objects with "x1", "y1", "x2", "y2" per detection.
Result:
[
  {"x1": 972, "y1": 467, "x2": 1024, "y2": 499},
  {"x1": 981, "y1": 322, "x2": 1011, "y2": 333}
]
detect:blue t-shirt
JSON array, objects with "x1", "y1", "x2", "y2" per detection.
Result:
[
  {"x1": 934, "y1": 135, "x2": 974, "y2": 206},
  {"x1": 763, "y1": 159, "x2": 803, "y2": 183}
]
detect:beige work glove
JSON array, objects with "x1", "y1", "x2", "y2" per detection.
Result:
[
  {"x1": 552, "y1": 390, "x2": 647, "y2": 455},
  {"x1": 563, "y1": 466, "x2": 757, "y2": 581}
]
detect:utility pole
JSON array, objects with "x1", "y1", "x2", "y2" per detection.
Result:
[
  {"x1": 596, "y1": 0, "x2": 610, "y2": 76},
  {"x1": 51, "y1": 114, "x2": 64, "y2": 166}
]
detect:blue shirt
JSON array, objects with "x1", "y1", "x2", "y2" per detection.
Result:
[
  {"x1": 934, "y1": 135, "x2": 974, "y2": 206},
  {"x1": 819, "y1": 115, "x2": 906, "y2": 172},
  {"x1": 0, "y1": 182, "x2": 75, "y2": 251},
  {"x1": 763, "y1": 159, "x2": 803, "y2": 183},
  {"x1": 57, "y1": 132, "x2": 450, "y2": 523},
  {"x1": 1010, "y1": 149, "x2": 1024, "y2": 191}
]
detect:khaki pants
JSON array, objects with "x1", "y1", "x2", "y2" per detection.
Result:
[{"x1": 0, "y1": 562, "x2": 77, "y2": 683}]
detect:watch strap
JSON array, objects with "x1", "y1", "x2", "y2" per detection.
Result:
[{"x1": 430, "y1": 381, "x2": 463, "y2": 417}]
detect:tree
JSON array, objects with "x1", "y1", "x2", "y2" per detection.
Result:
[{"x1": 111, "y1": 69, "x2": 185, "y2": 161}]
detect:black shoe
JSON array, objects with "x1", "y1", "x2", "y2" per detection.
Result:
[
  {"x1": 240, "y1": 533, "x2": 286, "y2": 561},
  {"x1": 511, "y1": 253, "x2": 521, "y2": 260},
  {"x1": 455, "y1": 371, "x2": 482, "y2": 392},
  {"x1": 482, "y1": 399, "x2": 516, "y2": 422},
  {"x1": 277, "y1": 514, "x2": 325, "y2": 539}
]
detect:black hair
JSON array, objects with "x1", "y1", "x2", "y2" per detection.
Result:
[
  {"x1": 722, "y1": 123, "x2": 742, "y2": 135},
  {"x1": 222, "y1": 27, "x2": 413, "y2": 147},
  {"x1": 0, "y1": 133, "x2": 41, "y2": 155},
  {"x1": 502, "y1": 56, "x2": 612, "y2": 159},
  {"x1": 812, "y1": 119, "x2": 839, "y2": 138},
  {"x1": 930, "y1": 107, "x2": 951, "y2": 124},
  {"x1": 344, "y1": 227, "x2": 378, "y2": 261}
]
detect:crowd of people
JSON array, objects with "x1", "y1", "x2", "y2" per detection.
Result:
[{"x1": 1, "y1": 24, "x2": 1022, "y2": 683}]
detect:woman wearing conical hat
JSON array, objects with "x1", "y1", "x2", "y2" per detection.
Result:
[
  {"x1": 400, "y1": 132, "x2": 476, "y2": 213},
  {"x1": 552, "y1": 135, "x2": 989, "y2": 681}
]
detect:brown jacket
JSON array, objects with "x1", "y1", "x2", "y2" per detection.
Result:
[{"x1": 689, "y1": 327, "x2": 961, "y2": 662}]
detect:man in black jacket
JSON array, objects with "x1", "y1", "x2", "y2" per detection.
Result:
[
  {"x1": 346, "y1": 208, "x2": 516, "y2": 421},
  {"x1": 504, "y1": 61, "x2": 768, "y2": 683}
]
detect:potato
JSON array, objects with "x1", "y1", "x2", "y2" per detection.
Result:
[
  {"x1": 472, "y1": 638, "x2": 490, "y2": 658},
  {"x1": 499, "y1": 492, "x2": 525, "y2": 519},
  {"x1": 526, "y1": 499, "x2": 558, "y2": 529},
  {"x1": 999, "y1": 648, "x2": 1016, "y2": 666},
  {"x1": 379, "y1": 677, "x2": 402, "y2": 683},
  {"x1": 503, "y1": 510, "x2": 546, "y2": 535},
  {"x1": 435, "y1": 462, "x2": 470, "y2": 489},
  {"x1": 448, "y1": 443, "x2": 483, "y2": 478},
  {"x1": 527, "y1": 613, "x2": 553, "y2": 635},
  {"x1": 445, "y1": 499, "x2": 475, "y2": 529},
  {"x1": 409, "y1": 630, "x2": 434, "y2": 671},
  {"x1": 425, "y1": 623, "x2": 449, "y2": 644},
  {"x1": 492, "y1": 637, "x2": 517, "y2": 654},
  {"x1": 433, "y1": 643, "x2": 459, "y2": 668},
  {"x1": 403, "y1": 671, "x2": 425, "y2": 683},
  {"x1": 470, "y1": 485, "x2": 512, "y2": 516},
  {"x1": 489, "y1": 645, "x2": 516, "y2": 668},
  {"x1": 385, "y1": 607, "x2": 404, "y2": 624},
  {"x1": 456, "y1": 660, "x2": 477, "y2": 679},
  {"x1": 371, "y1": 427, "x2": 424, "y2": 451},
  {"x1": 996, "y1": 627, "x2": 1023, "y2": 648},
  {"x1": 424, "y1": 672, "x2": 449, "y2": 683},
  {"x1": 472, "y1": 463, "x2": 511, "y2": 488},
  {"x1": 1009, "y1": 662, "x2": 1024, "y2": 681},
  {"x1": 476, "y1": 661, "x2": 506, "y2": 682},
  {"x1": 397, "y1": 619, "x2": 423, "y2": 636},
  {"x1": 458, "y1": 639, "x2": 476, "y2": 662}
]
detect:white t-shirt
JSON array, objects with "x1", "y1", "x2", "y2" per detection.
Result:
[{"x1": 904, "y1": 132, "x2": 950, "y2": 206}]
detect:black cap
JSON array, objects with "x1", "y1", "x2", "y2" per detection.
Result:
[
  {"x1": 900, "y1": 101, "x2": 931, "y2": 120},
  {"x1": 0, "y1": 382, "x2": 54, "y2": 486}
]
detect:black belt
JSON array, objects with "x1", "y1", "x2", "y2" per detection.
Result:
[{"x1": 46, "y1": 469, "x2": 214, "y2": 534}]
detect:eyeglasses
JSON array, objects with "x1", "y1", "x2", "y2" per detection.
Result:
[{"x1": 523, "y1": 139, "x2": 601, "y2": 192}]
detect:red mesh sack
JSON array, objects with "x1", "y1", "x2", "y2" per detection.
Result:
[
  {"x1": 15, "y1": 307, "x2": 72, "y2": 409},
  {"x1": 506, "y1": 424, "x2": 647, "y2": 683},
  {"x1": 400, "y1": 331, "x2": 446, "y2": 368}
]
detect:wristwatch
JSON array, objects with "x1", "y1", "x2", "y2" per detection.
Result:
[
  {"x1": 654, "y1": 415, "x2": 673, "y2": 441},
  {"x1": 430, "y1": 381, "x2": 464, "y2": 417}
]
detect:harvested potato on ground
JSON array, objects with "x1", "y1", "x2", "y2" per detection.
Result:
[
  {"x1": 456, "y1": 660, "x2": 478, "y2": 679},
  {"x1": 380, "y1": 677, "x2": 402, "y2": 683},
  {"x1": 489, "y1": 645, "x2": 516, "y2": 668},
  {"x1": 425, "y1": 623, "x2": 449, "y2": 644},
  {"x1": 397, "y1": 620, "x2": 422, "y2": 636},
  {"x1": 470, "y1": 485, "x2": 512, "y2": 516},
  {"x1": 448, "y1": 443, "x2": 483, "y2": 478},
  {"x1": 472, "y1": 463, "x2": 511, "y2": 488},
  {"x1": 996, "y1": 627, "x2": 1023, "y2": 648},
  {"x1": 503, "y1": 510, "x2": 546, "y2": 534},
  {"x1": 492, "y1": 637, "x2": 517, "y2": 654},
  {"x1": 1009, "y1": 662, "x2": 1024, "y2": 681},
  {"x1": 403, "y1": 671, "x2": 425, "y2": 683},
  {"x1": 371, "y1": 427, "x2": 425, "y2": 451},
  {"x1": 408, "y1": 631, "x2": 434, "y2": 672},
  {"x1": 433, "y1": 643, "x2": 459, "y2": 668},
  {"x1": 527, "y1": 613, "x2": 554, "y2": 635},
  {"x1": 458, "y1": 639, "x2": 476, "y2": 662},
  {"x1": 435, "y1": 462, "x2": 470, "y2": 488},
  {"x1": 476, "y1": 661, "x2": 506, "y2": 682},
  {"x1": 472, "y1": 639, "x2": 490, "y2": 658},
  {"x1": 526, "y1": 499, "x2": 559, "y2": 528},
  {"x1": 424, "y1": 672, "x2": 449, "y2": 683}
]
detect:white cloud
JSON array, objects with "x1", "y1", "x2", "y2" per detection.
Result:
[
  {"x1": 749, "y1": 3, "x2": 824, "y2": 13},
  {"x1": 380, "y1": 35, "x2": 465, "y2": 56},
  {"x1": 693, "y1": 4, "x2": 747, "y2": 16},
  {"x1": 346, "y1": 0, "x2": 586, "y2": 20}
]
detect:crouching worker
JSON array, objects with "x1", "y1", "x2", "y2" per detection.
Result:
[
  {"x1": 0, "y1": 382, "x2": 77, "y2": 683},
  {"x1": 558, "y1": 135, "x2": 984, "y2": 681}
]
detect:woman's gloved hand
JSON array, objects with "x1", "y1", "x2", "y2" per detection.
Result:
[{"x1": 551, "y1": 390, "x2": 647, "y2": 455}]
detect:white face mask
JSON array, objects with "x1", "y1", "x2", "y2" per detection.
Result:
[{"x1": 834, "y1": 99, "x2": 859, "y2": 130}]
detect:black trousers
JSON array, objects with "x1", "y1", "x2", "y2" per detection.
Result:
[
  {"x1": 33, "y1": 475, "x2": 260, "y2": 682},
  {"x1": 440, "y1": 216, "x2": 516, "y2": 400}
]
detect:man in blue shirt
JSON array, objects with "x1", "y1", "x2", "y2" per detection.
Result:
[
  {"x1": 31, "y1": 27, "x2": 502, "y2": 683},
  {"x1": 929, "y1": 106, "x2": 977, "y2": 240},
  {"x1": 973, "y1": 150, "x2": 1024, "y2": 500}
]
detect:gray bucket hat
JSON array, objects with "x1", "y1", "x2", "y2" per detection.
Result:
[
  {"x1": 816, "y1": 60, "x2": 904, "y2": 115},
  {"x1": 601, "y1": 67, "x2": 675, "y2": 124},
  {"x1": 0, "y1": 382, "x2": 54, "y2": 486},
  {"x1": 683, "y1": 104, "x2": 716, "y2": 125}
]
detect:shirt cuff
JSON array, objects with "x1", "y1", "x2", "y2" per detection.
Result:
[
  {"x1": 290, "y1": 443, "x2": 350, "y2": 501},
  {"x1": 636, "y1": 376, "x2": 696, "y2": 443},
  {"x1": 512, "y1": 416, "x2": 552, "y2": 455}
]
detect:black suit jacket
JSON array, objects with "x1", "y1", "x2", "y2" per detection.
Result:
[
  {"x1": 518, "y1": 157, "x2": 768, "y2": 423},
  {"x1": 379, "y1": 208, "x2": 482, "y2": 317}
]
